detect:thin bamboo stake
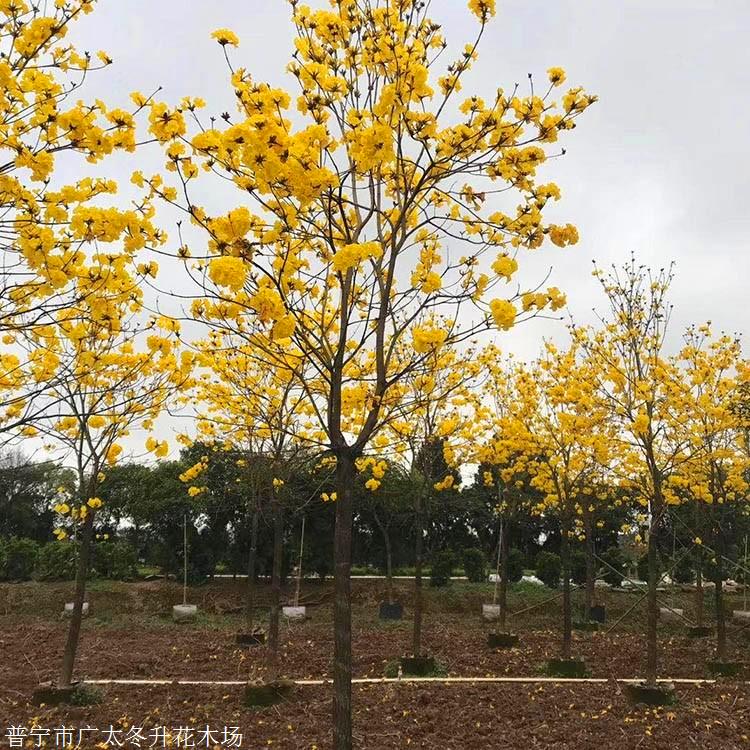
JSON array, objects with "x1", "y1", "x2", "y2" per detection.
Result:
[
  {"x1": 294, "y1": 515, "x2": 306, "y2": 608},
  {"x1": 744, "y1": 536, "x2": 748, "y2": 612},
  {"x1": 182, "y1": 514, "x2": 188, "y2": 607},
  {"x1": 492, "y1": 518, "x2": 502, "y2": 606},
  {"x1": 87, "y1": 676, "x2": 729, "y2": 687}
]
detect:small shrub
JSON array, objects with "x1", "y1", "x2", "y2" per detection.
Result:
[
  {"x1": 571, "y1": 550, "x2": 587, "y2": 586},
  {"x1": 670, "y1": 554, "x2": 694, "y2": 584},
  {"x1": 701, "y1": 555, "x2": 721, "y2": 584},
  {"x1": 461, "y1": 548, "x2": 486, "y2": 583},
  {"x1": 69, "y1": 684, "x2": 103, "y2": 706},
  {"x1": 636, "y1": 554, "x2": 647, "y2": 582},
  {"x1": 93, "y1": 540, "x2": 138, "y2": 580},
  {"x1": 637, "y1": 551, "x2": 669, "y2": 583},
  {"x1": 385, "y1": 658, "x2": 447, "y2": 678},
  {"x1": 0, "y1": 537, "x2": 39, "y2": 581},
  {"x1": 599, "y1": 547, "x2": 626, "y2": 587},
  {"x1": 506, "y1": 548, "x2": 524, "y2": 583},
  {"x1": 33, "y1": 542, "x2": 78, "y2": 581},
  {"x1": 535, "y1": 551, "x2": 561, "y2": 589},
  {"x1": 430, "y1": 550, "x2": 456, "y2": 587}
]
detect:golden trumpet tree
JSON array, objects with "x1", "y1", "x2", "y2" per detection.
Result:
[
  {"x1": 514, "y1": 340, "x2": 614, "y2": 661},
  {"x1": 141, "y1": 2, "x2": 594, "y2": 743},
  {"x1": 473, "y1": 345, "x2": 539, "y2": 633},
  {"x1": 379, "y1": 340, "x2": 481, "y2": 662},
  {"x1": 0, "y1": 0, "x2": 157, "y2": 435},
  {"x1": 578, "y1": 258, "x2": 691, "y2": 687},
  {"x1": 18, "y1": 264, "x2": 191, "y2": 689},
  {"x1": 187, "y1": 333, "x2": 309, "y2": 678},
  {"x1": 669, "y1": 325, "x2": 749, "y2": 662}
]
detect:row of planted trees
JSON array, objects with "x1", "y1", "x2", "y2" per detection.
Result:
[
  {"x1": 466, "y1": 262, "x2": 750, "y2": 694},
  {"x1": 179, "y1": 254, "x2": 750, "y2": 698},
  {"x1": 1, "y1": 0, "x2": 748, "y2": 747}
]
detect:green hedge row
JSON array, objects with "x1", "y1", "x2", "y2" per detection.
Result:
[{"x1": 0, "y1": 537, "x2": 138, "y2": 582}]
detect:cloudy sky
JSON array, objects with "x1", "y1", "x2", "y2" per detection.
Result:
[
  {"x1": 64, "y1": 0, "x2": 749, "y2": 365},
  {"x1": 9, "y1": 0, "x2": 741, "y2": 470}
]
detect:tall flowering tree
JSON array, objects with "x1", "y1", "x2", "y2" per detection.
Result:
[
  {"x1": 515, "y1": 341, "x2": 614, "y2": 662},
  {"x1": 579, "y1": 259, "x2": 690, "y2": 688},
  {"x1": 0, "y1": 0, "x2": 156, "y2": 436},
  {"x1": 141, "y1": 1, "x2": 595, "y2": 744},
  {"x1": 377, "y1": 340, "x2": 480, "y2": 662},
  {"x1": 669, "y1": 326, "x2": 749, "y2": 664},
  {"x1": 186, "y1": 333, "x2": 309, "y2": 678},
  {"x1": 474, "y1": 346, "x2": 539, "y2": 634},
  {"x1": 18, "y1": 265, "x2": 191, "y2": 690}
]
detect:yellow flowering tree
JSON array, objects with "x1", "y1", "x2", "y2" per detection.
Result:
[
  {"x1": 578, "y1": 258, "x2": 690, "y2": 689},
  {"x1": 0, "y1": 0, "x2": 157, "y2": 438},
  {"x1": 17, "y1": 272, "x2": 191, "y2": 690},
  {"x1": 670, "y1": 326, "x2": 749, "y2": 665},
  {"x1": 379, "y1": 341, "x2": 481, "y2": 664},
  {"x1": 141, "y1": 2, "x2": 594, "y2": 742},
  {"x1": 473, "y1": 345, "x2": 539, "y2": 634},
  {"x1": 514, "y1": 341, "x2": 614, "y2": 665},
  {"x1": 188, "y1": 332, "x2": 310, "y2": 678}
]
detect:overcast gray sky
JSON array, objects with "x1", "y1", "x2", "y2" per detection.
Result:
[{"x1": 57, "y1": 0, "x2": 748, "y2": 356}]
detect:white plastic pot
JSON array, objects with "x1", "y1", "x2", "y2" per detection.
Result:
[
  {"x1": 63, "y1": 602, "x2": 89, "y2": 618},
  {"x1": 282, "y1": 605, "x2": 306, "y2": 620},
  {"x1": 172, "y1": 604, "x2": 198, "y2": 623},
  {"x1": 482, "y1": 604, "x2": 500, "y2": 621}
]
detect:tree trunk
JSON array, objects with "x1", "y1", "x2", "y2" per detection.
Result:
[
  {"x1": 333, "y1": 451, "x2": 355, "y2": 750},
  {"x1": 244, "y1": 504, "x2": 259, "y2": 632},
  {"x1": 693, "y1": 503, "x2": 704, "y2": 627},
  {"x1": 560, "y1": 516, "x2": 572, "y2": 660},
  {"x1": 412, "y1": 490, "x2": 424, "y2": 658},
  {"x1": 584, "y1": 510, "x2": 596, "y2": 618},
  {"x1": 714, "y1": 520, "x2": 726, "y2": 661},
  {"x1": 646, "y1": 510, "x2": 660, "y2": 685},
  {"x1": 499, "y1": 515, "x2": 510, "y2": 632},
  {"x1": 60, "y1": 511, "x2": 94, "y2": 688},
  {"x1": 374, "y1": 510, "x2": 394, "y2": 605},
  {"x1": 695, "y1": 548, "x2": 704, "y2": 628},
  {"x1": 267, "y1": 497, "x2": 283, "y2": 680}
]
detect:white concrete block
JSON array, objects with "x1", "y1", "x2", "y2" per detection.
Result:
[
  {"x1": 282, "y1": 605, "x2": 306, "y2": 620},
  {"x1": 482, "y1": 604, "x2": 500, "y2": 621},
  {"x1": 63, "y1": 602, "x2": 89, "y2": 618},
  {"x1": 172, "y1": 604, "x2": 198, "y2": 622}
]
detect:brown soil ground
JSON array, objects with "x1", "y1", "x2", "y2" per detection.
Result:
[{"x1": 1, "y1": 579, "x2": 749, "y2": 747}]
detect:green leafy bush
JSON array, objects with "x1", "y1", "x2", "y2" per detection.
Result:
[
  {"x1": 535, "y1": 551, "x2": 562, "y2": 589},
  {"x1": 670, "y1": 553, "x2": 694, "y2": 584},
  {"x1": 701, "y1": 554, "x2": 721, "y2": 584},
  {"x1": 33, "y1": 541, "x2": 78, "y2": 581},
  {"x1": 69, "y1": 684, "x2": 103, "y2": 706},
  {"x1": 461, "y1": 548, "x2": 486, "y2": 583},
  {"x1": 0, "y1": 537, "x2": 39, "y2": 581},
  {"x1": 430, "y1": 550, "x2": 456, "y2": 587},
  {"x1": 637, "y1": 554, "x2": 650, "y2": 582},
  {"x1": 599, "y1": 547, "x2": 626, "y2": 587},
  {"x1": 93, "y1": 540, "x2": 138, "y2": 580},
  {"x1": 571, "y1": 550, "x2": 587, "y2": 585},
  {"x1": 506, "y1": 548, "x2": 524, "y2": 583}
]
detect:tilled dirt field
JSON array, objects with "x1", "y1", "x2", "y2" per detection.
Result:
[
  {"x1": 2, "y1": 615, "x2": 748, "y2": 691},
  {"x1": 2, "y1": 682, "x2": 750, "y2": 749},
  {"x1": 2, "y1": 580, "x2": 749, "y2": 747}
]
